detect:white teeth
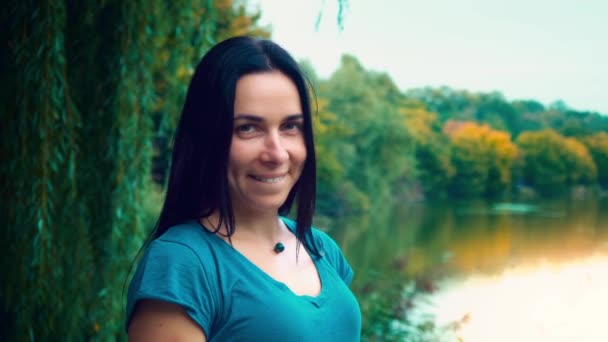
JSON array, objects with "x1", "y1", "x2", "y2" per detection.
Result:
[{"x1": 252, "y1": 176, "x2": 284, "y2": 183}]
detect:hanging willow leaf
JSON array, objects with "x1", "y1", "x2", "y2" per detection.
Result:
[{"x1": 2, "y1": 0, "x2": 270, "y2": 340}]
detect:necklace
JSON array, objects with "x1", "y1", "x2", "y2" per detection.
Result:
[{"x1": 273, "y1": 242, "x2": 285, "y2": 253}]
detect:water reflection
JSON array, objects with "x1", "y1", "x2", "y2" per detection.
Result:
[
  {"x1": 334, "y1": 196, "x2": 608, "y2": 341},
  {"x1": 433, "y1": 256, "x2": 608, "y2": 342}
]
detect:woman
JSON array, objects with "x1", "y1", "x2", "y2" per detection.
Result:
[{"x1": 126, "y1": 36, "x2": 361, "y2": 341}]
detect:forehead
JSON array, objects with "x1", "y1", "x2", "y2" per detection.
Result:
[{"x1": 233, "y1": 71, "x2": 302, "y2": 116}]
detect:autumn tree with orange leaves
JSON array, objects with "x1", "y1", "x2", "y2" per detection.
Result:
[{"x1": 445, "y1": 121, "x2": 518, "y2": 197}]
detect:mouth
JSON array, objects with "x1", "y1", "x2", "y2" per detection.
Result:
[{"x1": 250, "y1": 175, "x2": 286, "y2": 183}]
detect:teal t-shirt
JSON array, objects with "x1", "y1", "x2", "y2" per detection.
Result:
[{"x1": 126, "y1": 218, "x2": 362, "y2": 341}]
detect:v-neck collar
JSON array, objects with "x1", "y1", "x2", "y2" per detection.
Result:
[{"x1": 195, "y1": 218, "x2": 329, "y2": 307}]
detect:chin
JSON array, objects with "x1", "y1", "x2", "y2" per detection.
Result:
[
  {"x1": 248, "y1": 196, "x2": 289, "y2": 213},
  {"x1": 256, "y1": 201, "x2": 287, "y2": 212}
]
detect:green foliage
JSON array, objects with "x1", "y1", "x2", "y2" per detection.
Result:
[
  {"x1": 583, "y1": 132, "x2": 608, "y2": 187},
  {"x1": 2, "y1": 0, "x2": 163, "y2": 339},
  {"x1": 562, "y1": 138, "x2": 597, "y2": 185},
  {"x1": 1, "y1": 1, "x2": 268, "y2": 340},
  {"x1": 401, "y1": 99, "x2": 454, "y2": 198},
  {"x1": 311, "y1": 97, "x2": 367, "y2": 217},
  {"x1": 318, "y1": 55, "x2": 416, "y2": 216},
  {"x1": 407, "y1": 86, "x2": 608, "y2": 137},
  {"x1": 406, "y1": 88, "x2": 515, "y2": 132},
  {"x1": 360, "y1": 282, "x2": 447, "y2": 342},
  {"x1": 516, "y1": 130, "x2": 567, "y2": 194},
  {"x1": 516, "y1": 130, "x2": 596, "y2": 195}
]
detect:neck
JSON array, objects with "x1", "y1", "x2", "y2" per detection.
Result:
[{"x1": 204, "y1": 209, "x2": 286, "y2": 244}]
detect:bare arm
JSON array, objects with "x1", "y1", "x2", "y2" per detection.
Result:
[{"x1": 128, "y1": 299, "x2": 207, "y2": 342}]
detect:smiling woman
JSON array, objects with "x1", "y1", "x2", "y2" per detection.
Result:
[{"x1": 126, "y1": 36, "x2": 362, "y2": 341}]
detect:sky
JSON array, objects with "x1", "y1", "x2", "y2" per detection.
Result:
[{"x1": 253, "y1": 0, "x2": 608, "y2": 114}]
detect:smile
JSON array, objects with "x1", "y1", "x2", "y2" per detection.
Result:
[{"x1": 251, "y1": 175, "x2": 286, "y2": 183}]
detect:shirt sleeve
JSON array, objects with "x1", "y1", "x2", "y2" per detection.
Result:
[
  {"x1": 126, "y1": 238, "x2": 216, "y2": 336},
  {"x1": 316, "y1": 230, "x2": 355, "y2": 285}
]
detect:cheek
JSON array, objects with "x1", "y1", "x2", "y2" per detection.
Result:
[
  {"x1": 292, "y1": 141, "x2": 307, "y2": 168},
  {"x1": 227, "y1": 142, "x2": 249, "y2": 174},
  {"x1": 229, "y1": 137, "x2": 255, "y2": 159}
]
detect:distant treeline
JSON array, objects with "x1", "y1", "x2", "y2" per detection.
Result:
[{"x1": 298, "y1": 56, "x2": 608, "y2": 220}]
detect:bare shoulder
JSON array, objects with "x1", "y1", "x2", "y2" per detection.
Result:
[{"x1": 128, "y1": 299, "x2": 206, "y2": 342}]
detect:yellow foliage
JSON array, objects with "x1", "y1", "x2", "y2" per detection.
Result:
[
  {"x1": 400, "y1": 102, "x2": 438, "y2": 144},
  {"x1": 451, "y1": 122, "x2": 517, "y2": 159},
  {"x1": 583, "y1": 132, "x2": 608, "y2": 186},
  {"x1": 516, "y1": 129, "x2": 598, "y2": 192},
  {"x1": 584, "y1": 132, "x2": 608, "y2": 152},
  {"x1": 564, "y1": 137, "x2": 597, "y2": 183},
  {"x1": 446, "y1": 121, "x2": 518, "y2": 196}
]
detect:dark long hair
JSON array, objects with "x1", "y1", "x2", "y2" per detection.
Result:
[{"x1": 149, "y1": 36, "x2": 318, "y2": 256}]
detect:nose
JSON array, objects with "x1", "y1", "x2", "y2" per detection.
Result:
[{"x1": 260, "y1": 131, "x2": 289, "y2": 164}]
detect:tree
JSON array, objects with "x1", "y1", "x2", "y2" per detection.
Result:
[
  {"x1": 321, "y1": 55, "x2": 416, "y2": 217},
  {"x1": 516, "y1": 129, "x2": 596, "y2": 195},
  {"x1": 582, "y1": 132, "x2": 608, "y2": 187},
  {"x1": 312, "y1": 93, "x2": 367, "y2": 218},
  {"x1": 445, "y1": 121, "x2": 518, "y2": 197},
  {"x1": 400, "y1": 99, "x2": 454, "y2": 198},
  {"x1": 563, "y1": 137, "x2": 597, "y2": 185},
  {"x1": 407, "y1": 87, "x2": 608, "y2": 139},
  {"x1": 1, "y1": 1, "x2": 268, "y2": 339}
]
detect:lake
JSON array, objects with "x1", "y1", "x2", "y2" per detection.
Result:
[{"x1": 334, "y1": 196, "x2": 608, "y2": 341}]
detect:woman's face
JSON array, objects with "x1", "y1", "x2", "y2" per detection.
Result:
[{"x1": 228, "y1": 71, "x2": 306, "y2": 215}]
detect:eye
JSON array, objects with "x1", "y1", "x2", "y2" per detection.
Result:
[
  {"x1": 234, "y1": 123, "x2": 263, "y2": 138},
  {"x1": 235, "y1": 124, "x2": 257, "y2": 133},
  {"x1": 282, "y1": 121, "x2": 303, "y2": 132}
]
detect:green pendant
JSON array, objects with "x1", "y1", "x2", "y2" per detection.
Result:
[{"x1": 273, "y1": 242, "x2": 285, "y2": 253}]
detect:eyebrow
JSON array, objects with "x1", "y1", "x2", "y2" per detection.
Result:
[{"x1": 233, "y1": 114, "x2": 304, "y2": 121}]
